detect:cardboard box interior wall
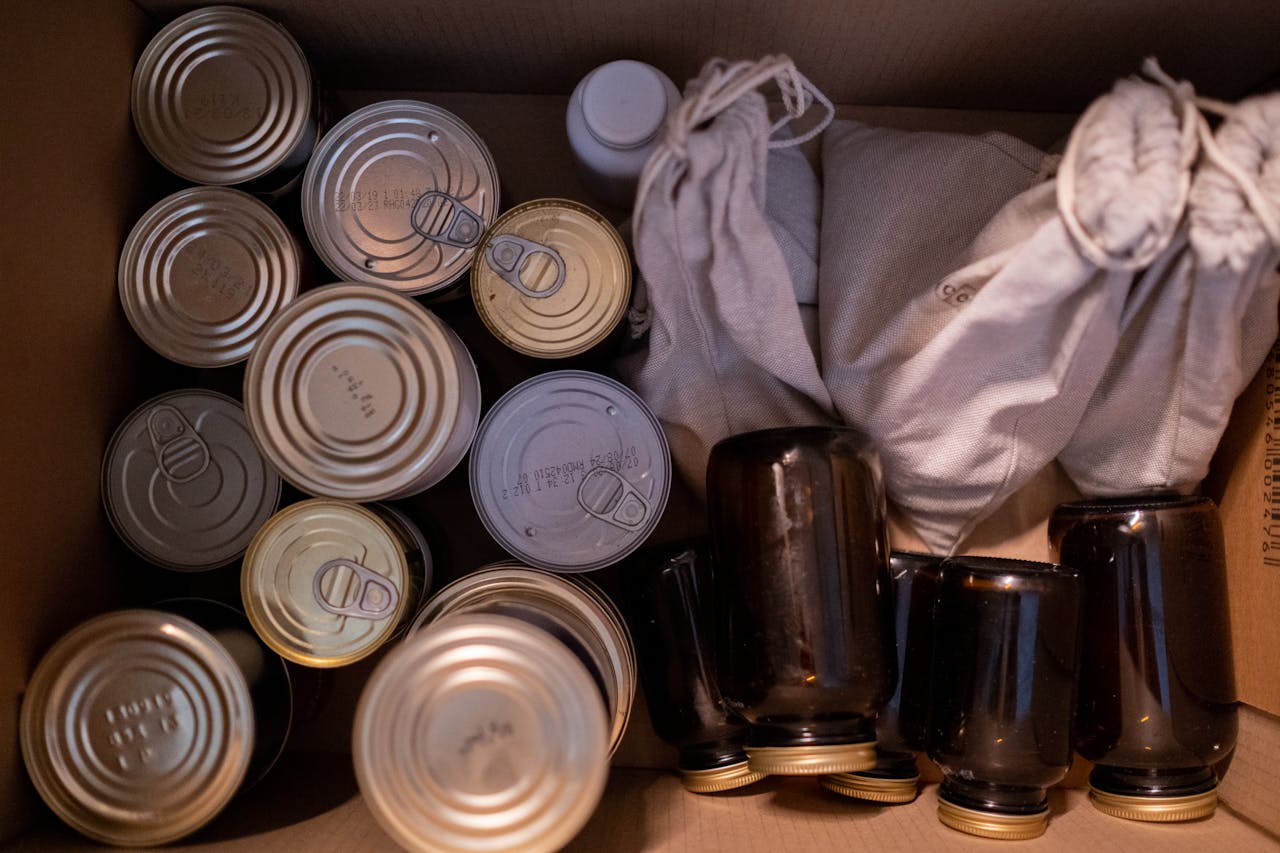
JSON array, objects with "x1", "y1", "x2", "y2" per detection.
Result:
[{"x1": 3, "y1": 0, "x2": 1278, "y2": 848}]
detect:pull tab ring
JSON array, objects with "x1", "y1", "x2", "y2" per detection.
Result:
[
  {"x1": 577, "y1": 466, "x2": 651, "y2": 531},
  {"x1": 146, "y1": 405, "x2": 210, "y2": 484},
  {"x1": 484, "y1": 235, "x2": 567, "y2": 299},
  {"x1": 411, "y1": 190, "x2": 485, "y2": 248},
  {"x1": 312, "y1": 558, "x2": 400, "y2": 620}
]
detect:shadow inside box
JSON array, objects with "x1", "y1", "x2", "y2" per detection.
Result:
[{"x1": 174, "y1": 752, "x2": 360, "y2": 847}]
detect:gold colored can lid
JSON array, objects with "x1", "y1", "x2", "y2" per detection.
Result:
[
  {"x1": 681, "y1": 761, "x2": 768, "y2": 794},
  {"x1": 472, "y1": 198, "x2": 631, "y2": 358},
  {"x1": 1089, "y1": 786, "x2": 1218, "y2": 822},
  {"x1": 746, "y1": 741, "x2": 878, "y2": 776},
  {"x1": 19, "y1": 610, "x2": 254, "y2": 846},
  {"x1": 409, "y1": 566, "x2": 635, "y2": 757},
  {"x1": 354, "y1": 613, "x2": 610, "y2": 853},
  {"x1": 242, "y1": 499, "x2": 414, "y2": 667},
  {"x1": 821, "y1": 772, "x2": 920, "y2": 804},
  {"x1": 936, "y1": 798, "x2": 1049, "y2": 841}
]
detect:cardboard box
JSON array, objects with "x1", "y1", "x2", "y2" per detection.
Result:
[{"x1": 3, "y1": 1, "x2": 1278, "y2": 849}]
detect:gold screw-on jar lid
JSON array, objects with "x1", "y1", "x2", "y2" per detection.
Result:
[
  {"x1": 936, "y1": 797, "x2": 1049, "y2": 841},
  {"x1": 745, "y1": 741, "x2": 878, "y2": 776},
  {"x1": 681, "y1": 761, "x2": 768, "y2": 794},
  {"x1": 1089, "y1": 786, "x2": 1218, "y2": 822},
  {"x1": 19, "y1": 610, "x2": 254, "y2": 846},
  {"x1": 821, "y1": 772, "x2": 920, "y2": 804},
  {"x1": 354, "y1": 612, "x2": 610, "y2": 853}
]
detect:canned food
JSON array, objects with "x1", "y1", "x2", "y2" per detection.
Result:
[
  {"x1": 355, "y1": 612, "x2": 611, "y2": 853},
  {"x1": 244, "y1": 283, "x2": 481, "y2": 499},
  {"x1": 132, "y1": 5, "x2": 316, "y2": 188},
  {"x1": 408, "y1": 565, "x2": 636, "y2": 756},
  {"x1": 470, "y1": 371, "x2": 670, "y2": 572},
  {"x1": 242, "y1": 499, "x2": 431, "y2": 668},
  {"x1": 118, "y1": 187, "x2": 301, "y2": 367},
  {"x1": 20, "y1": 610, "x2": 256, "y2": 846},
  {"x1": 302, "y1": 100, "x2": 499, "y2": 296},
  {"x1": 102, "y1": 389, "x2": 282, "y2": 571},
  {"x1": 472, "y1": 198, "x2": 631, "y2": 358}
]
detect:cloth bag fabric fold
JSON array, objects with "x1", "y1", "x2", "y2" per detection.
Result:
[
  {"x1": 618, "y1": 56, "x2": 836, "y2": 497},
  {"x1": 819, "y1": 75, "x2": 1195, "y2": 554}
]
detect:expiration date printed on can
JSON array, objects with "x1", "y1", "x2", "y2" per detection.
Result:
[
  {"x1": 458, "y1": 719, "x2": 516, "y2": 757},
  {"x1": 334, "y1": 187, "x2": 426, "y2": 212},
  {"x1": 501, "y1": 447, "x2": 642, "y2": 500}
]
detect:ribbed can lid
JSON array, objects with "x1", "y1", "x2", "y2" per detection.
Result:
[
  {"x1": 354, "y1": 613, "x2": 610, "y2": 853},
  {"x1": 472, "y1": 198, "x2": 630, "y2": 358},
  {"x1": 302, "y1": 100, "x2": 499, "y2": 295},
  {"x1": 101, "y1": 389, "x2": 282, "y2": 571},
  {"x1": 242, "y1": 499, "x2": 416, "y2": 667},
  {"x1": 407, "y1": 566, "x2": 635, "y2": 756},
  {"x1": 244, "y1": 283, "x2": 481, "y2": 500},
  {"x1": 469, "y1": 371, "x2": 670, "y2": 572},
  {"x1": 131, "y1": 5, "x2": 313, "y2": 185},
  {"x1": 118, "y1": 187, "x2": 300, "y2": 367},
  {"x1": 19, "y1": 610, "x2": 254, "y2": 846}
]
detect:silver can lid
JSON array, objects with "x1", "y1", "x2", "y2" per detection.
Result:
[
  {"x1": 118, "y1": 187, "x2": 300, "y2": 367},
  {"x1": 131, "y1": 5, "x2": 313, "y2": 186},
  {"x1": 244, "y1": 283, "x2": 481, "y2": 500},
  {"x1": 301, "y1": 100, "x2": 500, "y2": 295},
  {"x1": 102, "y1": 390, "x2": 282, "y2": 571},
  {"x1": 470, "y1": 371, "x2": 670, "y2": 572},
  {"x1": 354, "y1": 612, "x2": 610, "y2": 853},
  {"x1": 407, "y1": 566, "x2": 636, "y2": 756},
  {"x1": 19, "y1": 610, "x2": 254, "y2": 846}
]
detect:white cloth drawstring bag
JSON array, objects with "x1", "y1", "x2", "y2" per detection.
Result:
[
  {"x1": 820, "y1": 70, "x2": 1195, "y2": 554},
  {"x1": 618, "y1": 56, "x2": 836, "y2": 497},
  {"x1": 1058, "y1": 80, "x2": 1280, "y2": 497}
]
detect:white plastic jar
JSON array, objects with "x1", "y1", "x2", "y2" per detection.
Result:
[{"x1": 566, "y1": 60, "x2": 681, "y2": 210}]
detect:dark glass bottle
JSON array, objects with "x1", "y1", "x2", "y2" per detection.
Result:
[
  {"x1": 822, "y1": 550, "x2": 942, "y2": 803},
  {"x1": 1049, "y1": 494, "x2": 1237, "y2": 822},
  {"x1": 622, "y1": 542, "x2": 767, "y2": 793},
  {"x1": 707, "y1": 426, "x2": 896, "y2": 776},
  {"x1": 928, "y1": 556, "x2": 1081, "y2": 840}
]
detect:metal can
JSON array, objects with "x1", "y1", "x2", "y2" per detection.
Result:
[
  {"x1": 302, "y1": 100, "x2": 500, "y2": 296},
  {"x1": 471, "y1": 198, "x2": 631, "y2": 358},
  {"x1": 355, "y1": 610, "x2": 611, "y2": 853},
  {"x1": 469, "y1": 370, "x2": 670, "y2": 572},
  {"x1": 118, "y1": 187, "x2": 301, "y2": 367},
  {"x1": 242, "y1": 499, "x2": 432, "y2": 668},
  {"x1": 101, "y1": 389, "x2": 282, "y2": 571},
  {"x1": 244, "y1": 283, "x2": 482, "y2": 500},
  {"x1": 20, "y1": 609, "x2": 257, "y2": 846},
  {"x1": 131, "y1": 5, "x2": 316, "y2": 189},
  {"x1": 408, "y1": 564, "x2": 635, "y2": 756}
]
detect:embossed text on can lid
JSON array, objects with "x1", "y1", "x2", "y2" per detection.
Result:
[
  {"x1": 244, "y1": 283, "x2": 481, "y2": 500},
  {"x1": 119, "y1": 187, "x2": 300, "y2": 367},
  {"x1": 242, "y1": 499, "x2": 414, "y2": 667},
  {"x1": 469, "y1": 371, "x2": 670, "y2": 573},
  {"x1": 302, "y1": 100, "x2": 500, "y2": 295},
  {"x1": 19, "y1": 610, "x2": 254, "y2": 847},
  {"x1": 407, "y1": 566, "x2": 636, "y2": 756},
  {"x1": 102, "y1": 389, "x2": 282, "y2": 571},
  {"x1": 132, "y1": 5, "x2": 313, "y2": 186},
  {"x1": 472, "y1": 199, "x2": 631, "y2": 358},
  {"x1": 354, "y1": 613, "x2": 610, "y2": 853}
]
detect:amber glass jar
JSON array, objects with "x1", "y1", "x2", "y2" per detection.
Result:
[
  {"x1": 623, "y1": 542, "x2": 767, "y2": 793},
  {"x1": 707, "y1": 426, "x2": 895, "y2": 776},
  {"x1": 822, "y1": 550, "x2": 942, "y2": 803},
  {"x1": 1049, "y1": 494, "x2": 1237, "y2": 822},
  {"x1": 928, "y1": 556, "x2": 1081, "y2": 840}
]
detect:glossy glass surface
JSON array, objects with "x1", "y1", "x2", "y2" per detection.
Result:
[
  {"x1": 928, "y1": 557, "x2": 1081, "y2": 814},
  {"x1": 1049, "y1": 494, "x2": 1238, "y2": 798},
  {"x1": 623, "y1": 542, "x2": 750, "y2": 770},
  {"x1": 707, "y1": 426, "x2": 895, "y2": 749}
]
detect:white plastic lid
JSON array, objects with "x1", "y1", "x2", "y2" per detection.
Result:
[{"x1": 581, "y1": 60, "x2": 670, "y2": 149}]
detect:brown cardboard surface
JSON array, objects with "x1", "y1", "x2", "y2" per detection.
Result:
[
  {"x1": 133, "y1": 0, "x2": 1280, "y2": 112},
  {"x1": 1208, "y1": 340, "x2": 1280, "y2": 716},
  {"x1": 11, "y1": 755, "x2": 1278, "y2": 851},
  {"x1": 1219, "y1": 705, "x2": 1280, "y2": 839}
]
